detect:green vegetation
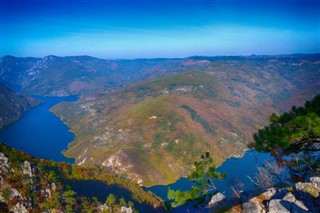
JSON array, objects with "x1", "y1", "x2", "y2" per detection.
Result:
[
  {"x1": 181, "y1": 104, "x2": 213, "y2": 133},
  {"x1": 167, "y1": 152, "x2": 226, "y2": 207},
  {"x1": 0, "y1": 83, "x2": 42, "y2": 128},
  {"x1": 252, "y1": 95, "x2": 320, "y2": 154},
  {"x1": 251, "y1": 95, "x2": 320, "y2": 181},
  {"x1": 0, "y1": 143, "x2": 163, "y2": 212}
]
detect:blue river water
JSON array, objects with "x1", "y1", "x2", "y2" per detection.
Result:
[
  {"x1": 0, "y1": 96, "x2": 77, "y2": 163},
  {"x1": 148, "y1": 150, "x2": 274, "y2": 199}
]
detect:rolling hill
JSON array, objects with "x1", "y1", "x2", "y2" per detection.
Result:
[{"x1": 51, "y1": 53, "x2": 320, "y2": 186}]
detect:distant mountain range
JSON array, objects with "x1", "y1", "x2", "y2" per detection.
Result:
[
  {"x1": 1, "y1": 54, "x2": 320, "y2": 186},
  {"x1": 1, "y1": 54, "x2": 319, "y2": 100}
]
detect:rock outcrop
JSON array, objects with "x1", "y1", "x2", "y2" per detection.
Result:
[{"x1": 208, "y1": 177, "x2": 320, "y2": 212}]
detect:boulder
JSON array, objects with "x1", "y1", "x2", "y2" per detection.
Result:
[
  {"x1": 242, "y1": 201, "x2": 265, "y2": 213},
  {"x1": 11, "y1": 202, "x2": 28, "y2": 213},
  {"x1": 208, "y1": 192, "x2": 226, "y2": 206},
  {"x1": 268, "y1": 199, "x2": 290, "y2": 213},
  {"x1": 310, "y1": 177, "x2": 320, "y2": 191},
  {"x1": 120, "y1": 206, "x2": 133, "y2": 213},
  {"x1": 262, "y1": 188, "x2": 277, "y2": 199},
  {"x1": 283, "y1": 192, "x2": 309, "y2": 213},
  {"x1": 22, "y1": 161, "x2": 32, "y2": 177}
]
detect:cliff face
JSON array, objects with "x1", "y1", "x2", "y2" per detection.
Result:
[{"x1": 0, "y1": 83, "x2": 41, "y2": 128}]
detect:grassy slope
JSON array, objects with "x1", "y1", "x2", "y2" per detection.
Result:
[
  {"x1": 53, "y1": 71, "x2": 278, "y2": 186},
  {"x1": 51, "y1": 55, "x2": 320, "y2": 186}
]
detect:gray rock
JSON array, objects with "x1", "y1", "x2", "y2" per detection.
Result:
[
  {"x1": 98, "y1": 204, "x2": 109, "y2": 212},
  {"x1": 290, "y1": 200, "x2": 309, "y2": 213},
  {"x1": 0, "y1": 152, "x2": 9, "y2": 174},
  {"x1": 208, "y1": 192, "x2": 226, "y2": 206},
  {"x1": 22, "y1": 160, "x2": 32, "y2": 177},
  {"x1": 262, "y1": 188, "x2": 277, "y2": 199},
  {"x1": 243, "y1": 201, "x2": 265, "y2": 213},
  {"x1": 283, "y1": 192, "x2": 296, "y2": 203},
  {"x1": 310, "y1": 177, "x2": 320, "y2": 191},
  {"x1": 10, "y1": 188, "x2": 21, "y2": 199},
  {"x1": 11, "y1": 202, "x2": 28, "y2": 213},
  {"x1": 0, "y1": 153, "x2": 8, "y2": 166},
  {"x1": 120, "y1": 206, "x2": 133, "y2": 213},
  {"x1": 295, "y1": 182, "x2": 307, "y2": 191},
  {"x1": 283, "y1": 192, "x2": 309, "y2": 213},
  {"x1": 51, "y1": 182, "x2": 56, "y2": 191},
  {"x1": 268, "y1": 199, "x2": 290, "y2": 213}
]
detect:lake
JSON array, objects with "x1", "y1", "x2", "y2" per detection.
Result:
[{"x1": 0, "y1": 96, "x2": 77, "y2": 163}]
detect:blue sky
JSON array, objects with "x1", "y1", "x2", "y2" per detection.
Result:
[{"x1": 1, "y1": 0, "x2": 319, "y2": 58}]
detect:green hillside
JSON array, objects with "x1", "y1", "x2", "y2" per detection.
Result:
[
  {"x1": 0, "y1": 83, "x2": 41, "y2": 128},
  {"x1": 53, "y1": 70, "x2": 281, "y2": 186},
  {"x1": 0, "y1": 143, "x2": 164, "y2": 212}
]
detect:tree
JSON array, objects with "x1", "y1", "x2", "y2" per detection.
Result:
[
  {"x1": 251, "y1": 95, "x2": 320, "y2": 180},
  {"x1": 62, "y1": 190, "x2": 77, "y2": 212},
  {"x1": 252, "y1": 95, "x2": 320, "y2": 154},
  {"x1": 128, "y1": 200, "x2": 134, "y2": 208},
  {"x1": 167, "y1": 152, "x2": 226, "y2": 207},
  {"x1": 106, "y1": 194, "x2": 116, "y2": 207},
  {"x1": 119, "y1": 197, "x2": 127, "y2": 206}
]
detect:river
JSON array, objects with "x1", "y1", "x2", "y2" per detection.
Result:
[{"x1": 0, "y1": 96, "x2": 77, "y2": 163}]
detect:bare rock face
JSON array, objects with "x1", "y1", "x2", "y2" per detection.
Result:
[
  {"x1": 310, "y1": 177, "x2": 320, "y2": 191},
  {"x1": 22, "y1": 160, "x2": 32, "y2": 177},
  {"x1": 243, "y1": 201, "x2": 265, "y2": 213},
  {"x1": 120, "y1": 206, "x2": 133, "y2": 213},
  {"x1": 268, "y1": 199, "x2": 290, "y2": 213},
  {"x1": 208, "y1": 192, "x2": 226, "y2": 206},
  {"x1": 11, "y1": 202, "x2": 28, "y2": 213},
  {"x1": 98, "y1": 204, "x2": 110, "y2": 212},
  {"x1": 0, "y1": 152, "x2": 9, "y2": 173}
]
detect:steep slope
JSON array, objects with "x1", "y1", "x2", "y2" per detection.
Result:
[
  {"x1": 0, "y1": 144, "x2": 164, "y2": 212},
  {"x1": 0, "y1": 83, "x2": 41, "y2": 127}
]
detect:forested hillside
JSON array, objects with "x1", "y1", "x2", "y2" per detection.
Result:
[
  {"x1": 0, "y1": 83, "x2": 41, "y2": 128},
  {"x1": 0, "y1": 144, "x2": 164, "y2": 212}
]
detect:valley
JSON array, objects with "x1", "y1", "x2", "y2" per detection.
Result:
[
  {"x1": 0, "y1": 53, "x2": 320, "y2": 212},
  {"x1": 19, "y1": 54, "x2": 317, "y2": 186}
]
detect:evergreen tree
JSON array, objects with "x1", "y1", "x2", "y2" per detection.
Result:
[{"x1": 167, "y1": 152, "x2": 226, "y2": 207}]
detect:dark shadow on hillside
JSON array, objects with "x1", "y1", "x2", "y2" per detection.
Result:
[{"x1": 66, "y1": 179, "x2": 166, "y2": 212}]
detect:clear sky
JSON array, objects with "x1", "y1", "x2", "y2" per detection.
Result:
[{"x1": 1, "y1": 0, "x2": 319, "y2": 58}]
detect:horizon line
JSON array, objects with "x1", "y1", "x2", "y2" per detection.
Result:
[{"x1": 2, "y1": 52, "x2": 320, "y2": 61}]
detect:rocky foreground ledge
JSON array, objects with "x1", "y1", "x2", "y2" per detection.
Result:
[{"x1": 208, "y1": 177, "x2": 320, "y2": 212}]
